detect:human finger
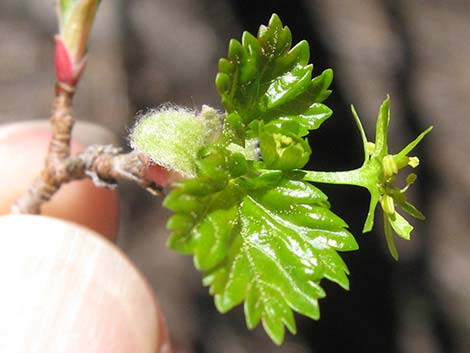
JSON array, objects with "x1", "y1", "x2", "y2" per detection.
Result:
[{"x1": 0, "y1": 214, "x2": 172, "y2": 353}]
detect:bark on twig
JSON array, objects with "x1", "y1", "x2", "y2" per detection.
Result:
[
  {"x1": 78, "y1": 145, "x2": 163, "y2": 196},
  {"x1": 11, "y1": 83, "x2": 76, "y2": 214},
  {"x1": 12, "y1": 144, "x2": 162, "y2": 214}
]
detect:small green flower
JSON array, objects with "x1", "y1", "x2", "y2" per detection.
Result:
[
  {"x1": 259, "y1": 131, "x2": 311, "y2": 170},
  {"x1": 304, "y1": 96, "x2": 432, "y2": 259},
  {"x1": 357, "y1": 97, "x2": 431, "y2": 259}
]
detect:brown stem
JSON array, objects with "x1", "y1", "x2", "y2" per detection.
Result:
[
  {"x1": 12, "y1": 83, "x2": 76, "y2": 214},
  {"x1": 12, "y1": 145, "x2": 162, "y2": 214},
  {"x1": 49, "y1": 83, "x2": 75, "y2": 160},
  {"x1": 77, "y1": 145, "x2": 163, "y2": 196}
]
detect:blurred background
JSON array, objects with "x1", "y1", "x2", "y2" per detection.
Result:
[{"x1": 1, "y1": 0, "x2": 469, "y2": 352}]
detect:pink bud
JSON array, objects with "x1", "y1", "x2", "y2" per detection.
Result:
[
  {"x1": 145, "y1": 164, "x2": 184, "y2": 187},
  {"x1": 54, "y1": 36, "x2": 74, "y2": 84},
  {"x1": 54, "y1": 36, "x2": 86, "y2": 86}
]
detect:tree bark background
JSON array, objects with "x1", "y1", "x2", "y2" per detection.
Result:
[{"x1": 1, "y1": 1, "x2": 469, "y2": 352}]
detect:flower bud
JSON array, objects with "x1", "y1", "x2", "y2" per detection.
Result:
[
  {"x1": 408, "y1": 156, "x2": 420, "y2": 168},
  {"x1": 130, "y1": 106, "x2": 223, "y2": 179},
  {"x1": 382, "y1": 154, "x2": 398, "y2": 178},
  {"x1": 259, "y1": 131, "x2": 311, "y2": 170},
  {"x1": 380, "y1": 194, "x2": 396, "y2": 215}
]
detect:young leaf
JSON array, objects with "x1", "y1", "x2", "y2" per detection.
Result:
[
  {"x1": 216, "y1": 14, "x2": 333, "y2": 151},
  {"x1": 158, "y1": 14, "x2": 364, "y2": 345},
  {"x1": 55, "y1": 0, "x2": 102, "y2": 84},
  {"x1": 165, "y1": 148, "x2": 358, "y2": 344}
]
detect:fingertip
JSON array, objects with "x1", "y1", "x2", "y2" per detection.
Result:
[{"x1": 0, "y1": 215, "x2": 171, "y2": 353}]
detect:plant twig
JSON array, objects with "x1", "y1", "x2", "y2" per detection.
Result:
[
  {"x1": 78, "y1": 145, "x2": 163, "y2": 196},
  {"x1": 12, "y1": 143, "x2": 162, "y2": 214},
  {"x1": 11, "y1": 82, "x2": 76, "y2": 214}
]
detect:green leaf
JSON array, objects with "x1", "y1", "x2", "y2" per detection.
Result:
[
  {"x1": 217, "y1": 14, "x2": 332, "y2": 128},
  {"x1": 287, "y1": 103, "x2": 333, "y2": 131},
  {"x1": 216, "y1": 13, "x2": 334, "y2": 173},
  {"x1": 165, "y1": 149, "x2": 357, "y2": 344},
  {"x1": 57, "y1": 0, "x2": 102, "y2": 64}
]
